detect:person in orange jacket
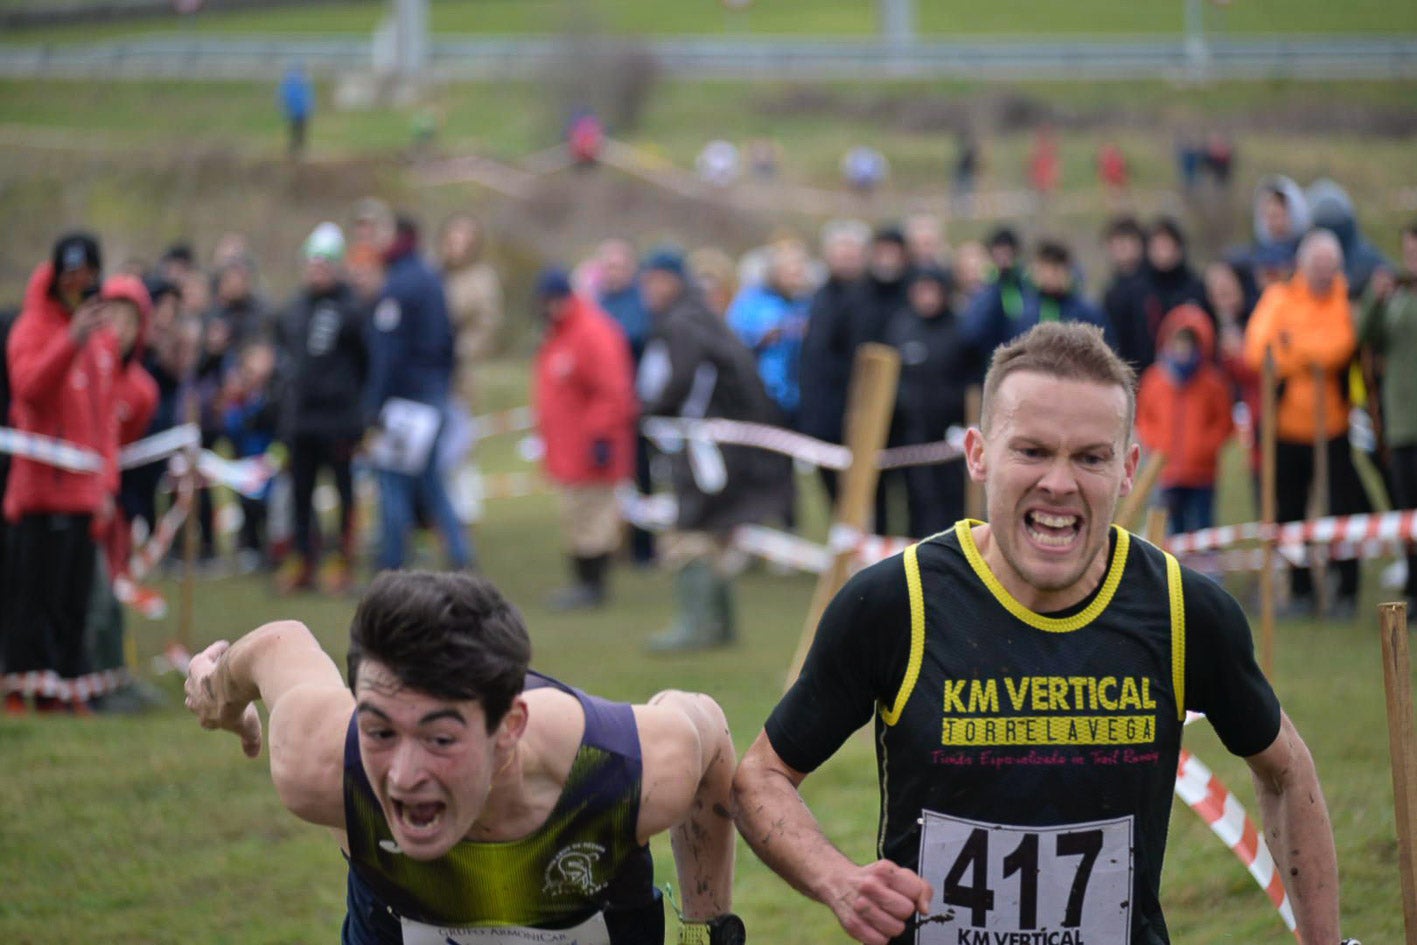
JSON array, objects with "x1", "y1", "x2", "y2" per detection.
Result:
[
  {"x1": 1136, "y1": 304, "x2": 1234, "y2": 535},
  {"x1": 1244, "y1": 229, "x2": 1364, "y2": 616}
]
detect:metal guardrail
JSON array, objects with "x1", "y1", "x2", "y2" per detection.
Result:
[{"x1": 1, "y1": 34, "x2": 1415, "y2": 81}]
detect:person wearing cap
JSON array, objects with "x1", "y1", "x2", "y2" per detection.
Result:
[
  {"x1": 363, "y1": 213, "x2": 473, "y2": 573},
  {"x1": 532, "y1": 268, "x2": 637, "y2": 611},
  {"x1": 637, "y1": 248, "x2": 792, "y2": 651},
  {"x1": 272, "y1": 223, "x2": 369, "y2": 595},
  {"x1": 3, "y1": 232, "x2": 120, "y2": 715},
  {"x1": 882, "y1": 266, "x2": 970, "y2": 538}
]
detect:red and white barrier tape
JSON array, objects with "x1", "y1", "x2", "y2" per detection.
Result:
[
  {"x1": 2, "y1": 667, "x2": 133, "y2": 701},
  {"x1": 128, "y1": 474, "x2": 194, "y2": 583},
  {"x1": 118, "y1": 423, "x2": 199, "y2": 470},
  {"x1": 1174, "y1": 746, "x2": 1298, "y2": 937},
  {"x1": 0, "y1": 426, "x2": 104, "y2": 473},
  {"x1": 1167, "y1": 509, "x2": 1417, "y2": 558},
  {"x1": 643, "y1": 416, "x2": 965, "y2": 472}
]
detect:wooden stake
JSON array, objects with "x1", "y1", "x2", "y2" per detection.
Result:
[
  {"x1": 1377, "y1": 601, "x2": 1417, "y2": 944},
  {"x1": 784, "y1": 343, "x2": 900, "y2": 691},
  {"x1": 964, "y1": 385, "x2": 984, "y2": 521},
  {"x1": 1143, "y1": 506, "x2": 1169, "y2": 545},
  {"x1": 1259, "y1": 348, "x2": 1278, "y2": 677},
  {"x1": 1113, "y1": 451, "x2": 1166, "y2": 533},
  {"x1": 178, "y1": 392, "x2": 199, "y2": 654},
  {"x1": 1310, "y1": 363, "x2": 1331, "y2": 617}
]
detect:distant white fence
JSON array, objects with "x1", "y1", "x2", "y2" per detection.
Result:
[{"x1": 1, "y1": 34, "x2": 1416, "y2": 82}]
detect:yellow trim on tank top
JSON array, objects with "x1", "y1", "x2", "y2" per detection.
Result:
[
  {"x1": 954, "y1": 518, "x2": 1130, "y2": 633},
  {"x1": 880, "y1": 541, "x2": 927, "y2": 727},
  {"x1": 1165, "y1": 549, "x2": 1186, "y2": 721}
]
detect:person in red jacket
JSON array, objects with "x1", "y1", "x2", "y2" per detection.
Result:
[
  {"x1": 532, "y1": 268, "x2": 636, "y2": 610},
  {"x1": 1135, "y1": 303, "x2": 1235, "y2": 535},
  {"x1": 101, "y1": 274, "x2": 157, "y2": 583},
  {"x1": 3, "y1": 233, "x2": 120, "y2": 715}
]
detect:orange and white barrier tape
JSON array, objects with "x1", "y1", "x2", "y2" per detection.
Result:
[{"x1": 1174, "y1": 746, "x2": 1298, "y2": 938}]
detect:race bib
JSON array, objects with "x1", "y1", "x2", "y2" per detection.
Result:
[
  {"x1": 916, "y1": 811, "x2": 1132, "y2": 945},
  {"x1": 367, "y1": 398, "x2": 442, "y2": 475},
  {"x1": 400, "y1": 911, "x2": 611, "y2": 945}
]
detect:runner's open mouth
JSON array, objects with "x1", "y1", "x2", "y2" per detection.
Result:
[
  {"x1": 393, "y1": 799, "x2": 446, "y2": 832},
  {"x1": 1024, "y1": 510, "x2": 1081, "y2": 548}
]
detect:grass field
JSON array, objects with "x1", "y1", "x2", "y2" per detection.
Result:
[
  {"x1": 0, "y1": 356, "x2": 1414, "y2": 943},
  {"x1": 5, "y1": 0, "x2": 1417, "y2": 45}
]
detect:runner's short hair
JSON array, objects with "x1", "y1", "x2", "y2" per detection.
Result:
[
  {"x1": 347, "y1": 571, "x2": 531, "y2": 730},
  {"x1": 980, "y1": 322, "x2": 1137, "y2": 438}
]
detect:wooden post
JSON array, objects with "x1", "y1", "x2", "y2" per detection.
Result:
[
  {"x1": 178, "y1": 393, "x2": 199, "y2": 655},
  {"x1": 1259, "y1": 349, "x2": 1278, "y2": 677},
  {"x1": 1143, "y1": 506, "x2": 1169, "y2": 545},
  {"x1": 1310, "y1": 363, "x2": 1331, "y2": 617},
  {"x1": 1378, "y1": 601, "x2": 1417, "y2": 944},
  {"x1": 1114, "y1": 451, "x2": 1166, "y2": 533},
  {"x1": 784, "y1": 344, "x2": 900, "y2": 691},
  {"x1": 964, "y1": 385, "x2": 984, "y2": 521}
]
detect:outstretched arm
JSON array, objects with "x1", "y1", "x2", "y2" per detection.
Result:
[
  {"x1": 1245, "y1": 711, "x2": 1341, "y2": 945},
  {"x1": 733, "y1": 731, "x2": 931, "y2": 945},
  {"x1": 184, "y1": 620, "x2": 353, "y2": 829},
  {"x1": 635, "y1": 690, "x2": 737, "y2": 921}
]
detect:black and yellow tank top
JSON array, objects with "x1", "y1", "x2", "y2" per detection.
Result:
[{"x1": 341, "y1": 671, "x2": 662, "y2": 945}]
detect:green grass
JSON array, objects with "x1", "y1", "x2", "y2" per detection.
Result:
[
  {"x1": 5, "y1": 0, "x2": 1417, "y2": 46},
  {"x1": 0, "y1": 357, "x2": 1413, "y2": 943}
]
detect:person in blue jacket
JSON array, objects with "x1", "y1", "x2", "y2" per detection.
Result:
[
  {"x1": 962, "y1": 238, "x2": 1115, "y2": 357},
  {"x1": 364, "y1": 213, "x2": 473, "y2": 574},
  {"x1": 278, "y1": 62, "x2": 313, "y2": 158},
  {"x1": 725, "y1": 239, "x2": 813, "y2": 426}
]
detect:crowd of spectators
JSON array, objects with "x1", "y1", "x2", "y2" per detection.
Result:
[{"x1": 3, "y1": 171, "x2": 1414, "y2": 712}]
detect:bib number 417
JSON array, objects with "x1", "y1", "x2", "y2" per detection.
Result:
[{"x1": 916, "y1": 812, "x2": 1133, "y2": 945}]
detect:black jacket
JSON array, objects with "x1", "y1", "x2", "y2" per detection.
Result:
[
  {"x1": 883, "y1": 304, "x2": 970, "y2": 444},
  {"x1": 640, "y1": 291, "x2": 793, "y2": 533},
  {"x1": 797, "y1": 275, "x2": 865, "y2": 444},
  {"x1": 275, "y1": 282, "x2": 370, "y2": 440},
  {"x1": 1111, "y1": 261, "x2": 1208, "y2": 371}
]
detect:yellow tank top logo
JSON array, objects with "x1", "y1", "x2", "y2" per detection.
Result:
[{"x1": 940, "y1": 676, "x2": 1158, "y2": 747}]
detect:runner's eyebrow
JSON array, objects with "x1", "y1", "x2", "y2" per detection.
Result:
[{"x1": 354, "y1": 703, "x2": 468, "y2": 727}]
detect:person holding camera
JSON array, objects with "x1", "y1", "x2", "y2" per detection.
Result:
[{"x1": 3, "y1": 232, "x2": 121, "y2": 715}]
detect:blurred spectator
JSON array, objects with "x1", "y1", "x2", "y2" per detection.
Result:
[
  {"x1": 696, "y1": 140, "x2": 741, "y2": 187},
  {"x1": 273, "y1": 223, "x2": 368, "y2": 596},
  {"x1": 963, "y1": 239, "x2": 1113, "y2": 355},
  {"x1": 1112, "y1": 217, "x2": 1208, "y2": 372},
  {"x1": 747, "y1": 138, "x2": 781, "y2": 181},
  {"x1": 841, "y1": 145, "x2": 888, "y2": 196},
  {"x1": 1098, "y1": 141, "x2": 1129, "y2": 198},
  {"x1": 567, "y1": 108, "x2": 604, "y2": 167},
  {"x1": 118, "y1": 277, "x2": 182, "y2": 538},
  {"x1": 90, "y1": 274, "x2": 156, "y2": 712},
  {"x1": 950, "y1": 239, "x2": 990, "y2": 308},
  {"x1": 1175, "y1": 133, "x2": 1203, "y2": 191},
  {"x1": 533, "y1": 268, "x2": 637, "y2": 611},
  {"x1": 637, "y1": 249, "x2": 791, "y2": 652},
  {"x1": 904, "y1": 212, "x2": 949, "y2": 270},
  {"x1": 798, "y1": 219, "x2": 869, "y2": 503},
  {"x1": 1307, "y1": 178, "x2": 1390, "y2": 298},
  {"x1": 157, "y1": 242, "x2": 196, "y2": 287},
  {"x1": 1100, "y1": 215, "x2": 1146, "y2": 339},
  {"x1": 687, "y1": 247, "x2": 739, "y2": 321},
  {"x1": 0, "y1": 305, "x2": 15, "y2": 644},
  {"x1": 220, "y1": 340, "x2": 278, "y2": 573},
  {"x1": 364, "y1": 214, "x2": 473, "y2": 573},
  {"x1": 3, "y1": 233, "x2": 116, "y2": 715},
  {"x1": 1202, "y1": 131, "x2": 1234, "y2": 187},
  {"x1": 346, "y1": 242, "x2": 386, "y2": 308},
  {"x1": 957, "y1": 226, "x2": 1026, "y2": 357},
  {"x1": 1244, "y1": 230, "x2": 1363, "y2": 617},
  {"x1": 596, "y1": 237, "x2": 655, "y2": 565},
  {"x1": 854, "y1": 225, "x2": 912, "y2": 350},
  {"x1": 438, "y1": 213, "x2": 502, "y2": 412},
  {"x1": 350, "y1": 197, "x2": 394, "y2": 254},
  {"x1": 1252, "y1": 241, "x2": 1295, "y2": 294},
  {"x1": 1136, "y1": 306, "x2": 1234, "y2": 535},
  {"x1": 278, "y1": 62, "x2": 314, "y2": 158},
  {"x1": 211, "y1": 232, "x2": 252, "y2": 272},
  {"x1": 1358, "y1": 223, "x2": 1417, "y2": 614},
  {"x1": 883, "y1": 266, "x2": 969, "y2": 537},
  {"x1": 952, "y1": 130, "x2": 978, "y2": 206},
  {"x1": 1205, "y1": 260, "x2": 1262, "y2": 474},
  {"x1": 726, "y1": 238, "x2": 813, "y2": 425},
  {"x1": 1028, "y1": 126, "x2": 1060, "y2": 198},
  {"x1": 1249, "y1": 175, "x2": 1311, "y2": 270}
]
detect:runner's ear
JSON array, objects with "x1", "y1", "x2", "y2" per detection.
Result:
[
  {"x1": 1118, "y1": 441, "x2": 1141, "y2": 499},
  {"x1": 963, "y1": 426, "x2": 988, "y2": 485},
  {"x1": 493, "y1": 695, "x2": 529, "y2": 751}
]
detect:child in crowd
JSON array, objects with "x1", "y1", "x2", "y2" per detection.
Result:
[
  {"x1": 1136, "y1": 304, "x2": 1235, "y2": 535},
  {"x1": 219, "y1": 340, "x2": 279, "y2": 572}
]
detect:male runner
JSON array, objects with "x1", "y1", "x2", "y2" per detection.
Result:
[
  {"x1": 733, "y1": 322, "x2": 1344, "y2": 945},
  {"x1": 186, "y1": 570, "x2": 744, "y2": 945}
]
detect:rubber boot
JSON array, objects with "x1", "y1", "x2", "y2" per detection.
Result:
[
  {"x1": 709, "y1": 572, "x2": 737, "y2": 645},
  {"x1": 546, "y1": 556, "x2": 606, "y2": 611},
  {"x1": 646, "y1": 561, "x2": 728, "y2": 652}
]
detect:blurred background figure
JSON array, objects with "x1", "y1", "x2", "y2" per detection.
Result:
[
  {"x1": 904, "y1": 211, "x2": 950, "y2": 271},
  {"x1": 273, "y1": 223, "x2": 368, "y2": 596},
  {"x1": 278, "y1": 61, "x2": 313, "y2": 159},
  {"x1": 532, "y1": 268, "x2": 637, "y2": 611},
  {"x1": 726, "y1": 237, "x2": 812, "y2": 430},
  {"x1": 841, "y1": 144, "x2": 887, "y2": 197},
  {"x1": 1112, "y1": 217, "x2": 1207, "y2": 372},
  {"x1": 437, "y1": 213, "x2": 503, "y2": 413},
  {"x1": 696, "y1": 139, "x2": 741, "y2": 187}
]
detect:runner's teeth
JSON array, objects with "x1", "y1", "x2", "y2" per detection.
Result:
[{"x1": 1032, "y1": 512, "x2": 1077, "y2": 528}]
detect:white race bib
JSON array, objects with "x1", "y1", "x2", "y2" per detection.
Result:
[
  {"x1": 367, "y1": 398, "x2": 442, "y2": 475},
  {"x1": 400, "y1": 911, "x2": 611, "y2": 945},
  {"x1": 916, "y1": 810, "x2": 1133, "y2": 945}
]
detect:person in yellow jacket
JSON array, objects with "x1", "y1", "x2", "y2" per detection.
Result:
[{"x1": 1244, "y1": 229, "x2": 1365, "y2": 617}]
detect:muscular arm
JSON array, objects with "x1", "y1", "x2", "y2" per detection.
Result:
[
  {"x1": 733, "y1": 732, "x2": 930, "y2": 945},
  {"x1": 635, "y1": 691, "x2": 736, "y2": 921},
  {"x1": 1245, "y1": 711, "x2": 1341, "y2": 945},
  {"x1": 184, "y1": 621, "x2": 353, "y2": 830}
]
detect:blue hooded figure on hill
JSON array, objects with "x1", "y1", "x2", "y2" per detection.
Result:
[{"x1": 279, "y1": 62, "x2": 314, "y2": 158}]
